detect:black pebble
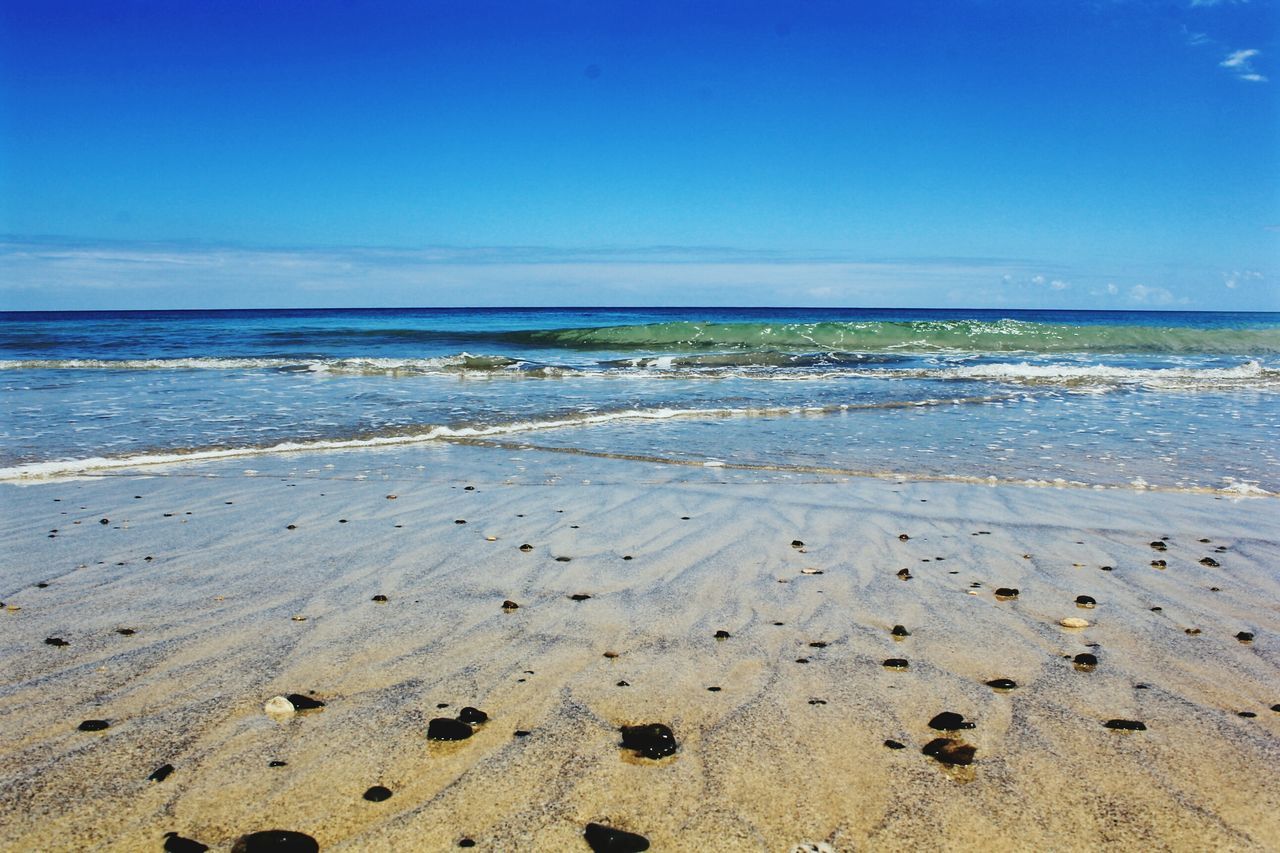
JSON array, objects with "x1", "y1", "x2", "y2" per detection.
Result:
[
  {"x1": 985, "y1": 678, "x2": 1017, "y2": 690},
  {"x1": 897, "y1": 569, "x2": 912, "y2": 580},
  {"x1": 569, "y1": 593, "x2": 591, "y2": 601},
  {"x1": 994, "y1": 587, "x2": 1019, "y2": 598},
  {"x1": 285, "y1": 694, "x2": 324, "y2": 711},
  {"x1": 882, "y1": 658, "x2": 909, "y2": 669},
  {"x1": 464, "y1": 486, "x2": 475, "y2": 491},
  {"x1": 100, "y1": 518, "x2": 109, "y2": 525},
  {"x1": 458, "y1": 706, "x2": 488, "y2": 725},
  {"x1": 458, "y1": 840, "x2": 476, "y2": 849},
  {"x1": 1075, "y1": 595, "x2": 1096, "y2": 608},
  {"x1": 1149, "y1": 541, "x2": 1166, "y2": 551},
  {"x1": 514, "y1": 730, "x2": 531, "y2": 737},
  {"x1": 286, "y1": 524, "x2": 296, "y2": 530},
  {"x1": 884, "y1": 739, "x2": 906, "y2": 750},
  {"x1": 922, "y1": 738, "x2": 976, "y2": 766},
  {"x1": 619, "y1": 723, "x2": 677, "y2": 759},
  {"x1": 78, "y1": 719, "x2": 109, "y2": 731},
  {"x1": 714, "y1": 630, "x2": 731, "y2": 639},
  {"x1": 45, "y1": 637, "x2": 69, "y2": 647},
  {"x1": 149, "y1": 763, "x2": 175, "y2": 783},
  {"x1": 519, "y1": 544, "x2": 533, "y2": 552},
  {"x1": 1238, "y1": 711, "x2": 1257, "y2": 718},
  {"x1": 1073, "y1": 653, "x2": 1098, "y2": 669},
  {"x1": 1103, "y1": 719, "x2": 1147, "y2": 731},
  {"x1": 454, "y1": 519, "x2": 466, "y2": 524},
  {"x1": 437, "y1": 703, "x2": 451, "y2": 709},
  {"x1": 428, "y1": 718, "x2": 472, "y2": 741},
  {"x1": 502, "y1": 599, "x2": 520, "y2": 610},
  {"x1": 363, "y1": 785, "x2": 392, "y2": 802},
  {"x1": 584, "y1": 823, "x2": 650, "y2": 852},
  {"x1": 795, "y1": 657, "x2": 809, "y2": 664},
  {"x1": 371, "y1": 594, "x2": 388, "y2": 602},
  {"x1": 891, "y1": 625, "x2": 910, "y2": 637},
  {"x1": 791, "y1": 540, "x2": 804, "y2": 548},
  {"x1": 116, "y1": 627, "x2": 135, "y2": 636},
  {"x1": 622, "y1": 555, "x2": 632, "y2": 561},
  {"x1": 1272, "y1": 704, "x2": 1280, "y2": 712},
  {"x1": 928, "y1": 712, "x2": 975, "y2": 731},
  {"x1": 1236, "y1": 631, "x2": 1254, "y2": 643},
  {"x1": 36, "y1": 581, "x2": 49, "y2": 588},
  {"x1": 808, "y1": 641, "x2": 827, "y2": 648},
  {"x1": 707, "y1": 686, "x2": 721, "y2": 692},
  {"x1": 268, "y1": 760, "x2": 288, "y2": 767},
  {"x1": 1150, "y1": 606, "x2": 1163, "y2": 612},
  {"x1": 616, "y1": 680, "x2": 630, "y2": 687},
  {"x1": 163, "y1": 832, "x2": 210, "y2": 853},
  {"x1": 230, "y1": 830, "x2": 319, "y2": 853},
  {"x1": 898, "y1": 533, "x2": 910, "y2": 541},
  {"x1": 556, "y1": 556, "x2": 572, "y2": 562},
  {"x1": 1200, "y1": 557, "x2": 1220, "y2": 567}
]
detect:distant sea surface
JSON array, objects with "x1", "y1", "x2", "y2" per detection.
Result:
[{"x1": 2, "y1": 307, "x2": 1278, "y2": 492}]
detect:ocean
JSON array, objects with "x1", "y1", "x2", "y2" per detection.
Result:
[{"x1": 2, "y1": 307, "x2": 1278, "y2": 493}]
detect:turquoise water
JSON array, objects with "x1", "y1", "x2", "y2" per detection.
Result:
[{"x1": 1, "y1": 308, "x2": 1277, "y2": 492}]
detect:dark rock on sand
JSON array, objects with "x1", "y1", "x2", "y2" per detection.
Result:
[
  {"x1": 1236, "y1": 631, "x2": 1254, "y2": 643},
  {"x1": 1073, "y1": 653, "x2": 1098, "y2": 670},
  {"x1": 286, "y1": 525, "x2": 296, "y2": 530},
  {"x1": 117, "y1": 628, "x2": 136, "y2": 635},
  {"x1": 519, "y1": 544, "x2": 533, "y2": 552},
  {"x1": 100, "y1": 518, "x2": 109, "y2": 525},
  {"x1": 458, "y1": 707, "x2": 488, "y2": 725},
  {"x1": 1149, "y1": 541, "x2": 1167, "y2": 551},
  {"x1": 45, "y1": 637, "x2": 69, "y2": 647},
  {"x1": 1238, "y1": 711, "x2": 1257, "y2": 718},
  {"x1": 616, "y1": 681, "x2": 630, "y2": 687},
  {"x1": 809, "y1": 641, "x2": 828, "y2": 648},
  {"x1": 584, "y1": 822, "x2": 651, "y2": 852},
  {"x1": 149, "y1": 763, "x2": 175, "y2": 782},
  {"x1": 620, "y1": 723, "x2": 678, "y2": 759},
  {"x1": 994, "y1": 588, "x2": 1019, "y2": 599},
  {"x1": 428, "y1": 718, "x2": 473, "y2": 741},
  {"x1": 898, "y1": 534, "x2": 910, "y2": 541},
  {"x1": 897, "y1": 569, "x2": 912, "y2": 580},
  {"x1": 928, "y1": 712, "x2": 975, "y2": 731},
  {"x1": 371, "y1": 595, "x2": 388, "y2": 602},
  {"x1": 883, "y1": 658, "x2": 909, "y2": 669},
  {"x1": 891, "y1": 625, "x2": 910, "y2": 637},
  {"x1": 363, "y1": 785, "x2": 392, "y2": 802},
  {"x1": 514, "y1": 730, "x2": 531, "y2": 737},
  {"x1": 458, "y1": 840, "x2": 476, "y2": 848},
  {"x1": 922, "y1": 738, "x2": 976, "y2": 766},
  {"x1": 985, "y1": 678, "x2": 1017, "y2": 690},
  {"x1": 230, "y1": 830, "x2": 319, "y2": 852},
  {"x1": 556, "y1": 556, "x2": 572, "y2": 563},
  {"x1": 163, "y1": 832, "x2": 209, "y2": 853},
  {"x1": 1200, "y1": 557, "x2": 1220, "y2": 567},
  {"x1": 1075, "y1": 595, "x2": 1096, "y2": 608},
  {"x1": 78, "y1": 720, "x2": 109, "y2": 731},
  {"x1": 502, "y1": 600, "x2": 520, "y2": 610},
  {"x1": 569, "y1": 593, "x2": 591, "y2": 601},
  {"x1": 285, "y1": 694, "x2": 324, "y2": 711},
  {"x1": 1104, "y1": 719, "x2": 1147, "y2": 731},
  {"x1": 1186, "y1": 628, "x2": 1202, "y2": 635},
  {"x1": 795, "y1": 658, "x2": 810, "y2": 664},
  {"x1": 714, "y1": 630, "x2": 731, "y2": 639},
  {"x1": 791, "y1": 540, "x2": 805, "y2": 548},
  {"x1": 884, "y1": 739, "x2": 907, "y2": 750},
  {"x1": 268, "y1": 761, "x2": 287, "y2": 767}
]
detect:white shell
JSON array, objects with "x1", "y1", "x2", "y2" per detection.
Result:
[
  {"x1": 1060, "y1": 617, "x2": 1090, "y2": 628},
  {"x1": 264, "y1": 695, "x2": 295, "y2": 716}
]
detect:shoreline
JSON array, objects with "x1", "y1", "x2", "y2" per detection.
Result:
[{"x1": 1, "y1": 444, "x2": 1278, "y2": 851}]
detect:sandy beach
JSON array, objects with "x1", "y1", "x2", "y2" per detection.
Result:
[{"x1": 1, "y1": 443, "x2": 1277, "y2": 851}]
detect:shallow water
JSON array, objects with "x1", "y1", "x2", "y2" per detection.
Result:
[{"x1": 2, "y1": 307, "x2": 1277, "y2": 491}]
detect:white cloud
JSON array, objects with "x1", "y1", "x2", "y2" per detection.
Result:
[
  {"x1": 1221, "y1": 49, "x2": 1259, "y2": 68},
  {"x1": 1128, "y1": 284, "x2": 1177, "y2": 305},
  {"x1": 1220, "y1": 48, "x2": 1267, "y2": 81},
  {"x1": 1223, "y1": 269, "x2": 1263, "y2": 289}
]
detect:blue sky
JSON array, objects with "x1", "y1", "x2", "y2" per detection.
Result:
[{"x1": 1, "y1": 0, "x2": 1277, "y2": 310}]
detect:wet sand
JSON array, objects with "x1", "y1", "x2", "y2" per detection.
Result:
[{"x1": 1, "y1": 444, "x2": 1278, "y2": 851}]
